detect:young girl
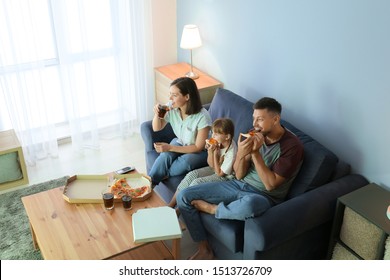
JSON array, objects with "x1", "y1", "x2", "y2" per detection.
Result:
[
  {"x1": 148, "y1": 77, "x2": 212, "y2": 186},
  {"x1": 168, "y1": 118, "x2": 237, "y2": 208}
]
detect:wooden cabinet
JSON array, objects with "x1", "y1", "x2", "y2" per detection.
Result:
[
  {"x1": 327, "y1": 183, "x2": 390, "y2": 259},
  {"x1": 154, "y1": 62, "x2": 223, "y2": 105},
  {"x1": 0, "y1": 129, "x2": 29, "y2": 190}
]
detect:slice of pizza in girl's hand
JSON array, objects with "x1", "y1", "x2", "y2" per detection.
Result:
[
  {"x1": 109, "y1": 177, "x2": 151, "y2": 201},
  {"x1": 206, "y1": 137, "x2": 218, "y2": 145}
]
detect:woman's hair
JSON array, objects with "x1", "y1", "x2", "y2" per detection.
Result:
[
  {"x1": 212, "y1": 118, "x2": 235, "y2": 138},
  {"x1": 170, "y1": 77, "x2": 202, "y2": 115}
]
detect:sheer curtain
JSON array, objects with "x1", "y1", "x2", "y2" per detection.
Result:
[{"x1": 0, "y1": 0, "x2": 153, "y2": 165}]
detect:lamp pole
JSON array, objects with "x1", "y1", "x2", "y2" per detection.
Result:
[{"x1": 186, "y1": 48, "x2": 199, "y2": 79}]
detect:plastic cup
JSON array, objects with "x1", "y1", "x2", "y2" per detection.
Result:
[
  {"x1": 102, "y1": 192, "x2": 114, "y2": 210},
  {"x1": 122, "y1": 195, "x2": 132, "y2": 210},
  {"x1": 158, "y1": 104, "x2": 170, "y2": 118}
]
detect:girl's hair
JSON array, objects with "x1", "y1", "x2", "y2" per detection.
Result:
[
  {"x1": 212, "y1": 118, "x2": 235, "y2": 138},
  {"x1": 170, "y1": 77, "x2": 202, "y2": 115}
]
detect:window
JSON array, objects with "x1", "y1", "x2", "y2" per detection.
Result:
[
  {"x1": 0, "y1": 0, "x2": 151, "y2": 163},
  {"x1": 0, "y1": 0, "x2": 56, "y2": 68},
  {"x1": 0, "y1": 0, "x2": 138, "y2": 135}
]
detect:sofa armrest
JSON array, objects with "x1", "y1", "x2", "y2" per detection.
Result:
[
  {"x1": 243, "y1": 174, "x2": 369, "y2": 259},
  {"x1": 140, "y1": 121, "x2": 176, "y2": 174},
  {"x1": 140, "y1": 121, "x2": 175, "y2": 152}
]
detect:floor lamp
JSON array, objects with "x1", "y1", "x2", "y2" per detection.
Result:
[{"x1": 180, "y1": 24, "x2": 202, "y2": 79}]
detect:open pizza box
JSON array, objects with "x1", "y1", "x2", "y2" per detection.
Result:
[{"x1": 62, "y1": 173, "x2": 152, "y2": 204}]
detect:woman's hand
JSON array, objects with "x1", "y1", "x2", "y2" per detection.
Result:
[
  {"x1": 153, "y1": 104, "x2": 160, "y2": 117},
  {"x1": 152, "y1": 104, "x2": 167, "y2": 132},
  {"x1": 154, "y1": 142, "x2": 171, "y2": 153}
]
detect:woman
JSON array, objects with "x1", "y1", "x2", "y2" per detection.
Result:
[{"x1": 149, "y1": 77, "x2": 212, "y2": 185}]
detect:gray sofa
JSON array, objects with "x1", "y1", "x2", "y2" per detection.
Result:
[{"x1": 140, "y1": 88, "x2": 369, "y2": 259}]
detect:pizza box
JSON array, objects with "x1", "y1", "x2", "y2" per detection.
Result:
[
  {"x1": 62, "y1": 173, "x2": 152, "y2": 204},
  {"x1": 132, "y1": 206, "x2": 182, "y2": 243}
]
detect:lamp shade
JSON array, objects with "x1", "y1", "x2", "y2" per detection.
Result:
[{"x1": 180, "y1": 25, "x2": 202, "y2": 50}]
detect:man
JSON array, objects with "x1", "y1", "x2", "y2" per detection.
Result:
[{"x1": 176, "y1": 97, "x2": 304, "y2": 260}]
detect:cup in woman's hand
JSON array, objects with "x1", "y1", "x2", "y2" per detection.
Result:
[
  {"x1": 158, "y1": 104, "x2": 170, "y2": 118},
  {"x1": 157, "y1": 101, "x2": 172, "y2": 119}
]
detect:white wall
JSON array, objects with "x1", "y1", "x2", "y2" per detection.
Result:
[
  {"x1": 151, "y1": 0, "x2": 177, "y2": 67},
  {"x1": 177, "y1": 0, "x2": 390, "y2": 189}
]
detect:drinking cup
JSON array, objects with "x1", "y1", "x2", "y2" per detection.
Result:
[
  {"x1": 158, "y1": 104, "x2": 169, "y2": 118},
  {"x1": 122, "y1": 195, "x2": 132, "y2": 210},
  {"x1": 102, "y1": 192, "x2": 114, "y2": 210}
]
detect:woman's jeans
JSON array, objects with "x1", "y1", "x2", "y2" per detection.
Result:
[
  {"x1": 176, "y1": 179, "x2": 274, "y2": 242},
  {"x1": 148, "y1": 138, "x2": 208, "y2": 185}
]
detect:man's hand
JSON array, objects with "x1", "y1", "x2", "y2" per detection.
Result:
[
  {"x1": 251, "y1": 132, "x2": 265, "y2": 153},
  {"x1": 237, "y1": 133, "x2": 255, "y2": 157},
  {"x1": 233, "y1": 134, "x2": 253, "y2": 179}
]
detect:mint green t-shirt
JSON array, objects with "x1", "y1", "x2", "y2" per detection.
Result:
[{"x1": 165, "y1": 108, "x2": 212, "y2": 146}]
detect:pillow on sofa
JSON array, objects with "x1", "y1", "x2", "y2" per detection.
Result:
[
  {"x1": 281, "y1": 120, "x2": 338, "y2": 199},
  {"x1": 208, "y1": 88, "x2": 254, "y2": 142}
]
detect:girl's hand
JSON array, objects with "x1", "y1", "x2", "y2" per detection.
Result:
[
  {"x1": 207, "y1": 142, "x2": 219, "y2": 152},
  {"x1": 154, "y1": 142, "x2": 171, "y2": 153}
]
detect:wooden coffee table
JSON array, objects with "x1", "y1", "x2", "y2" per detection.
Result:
[{"x1": 22, "y1": 184, "x2": 182, "y2": 260}]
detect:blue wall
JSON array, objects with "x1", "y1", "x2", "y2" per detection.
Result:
[{"x1": 177, "y1": 0, "x2": 390, "y2": 189}]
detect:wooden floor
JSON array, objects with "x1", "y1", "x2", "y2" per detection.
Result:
[{"x1": 1, "y1": 133, "x2": 147, "y2": 194}]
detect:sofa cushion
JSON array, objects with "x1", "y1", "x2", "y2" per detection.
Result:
[
  {"x1": 201, "y1": 213, "x2": 245, "y2": 253},
  {"x1": 281, "y1": 120, "x2": 338, "y2": 198},
  {"x1": 153, "y1": 175, "x2": 184, "y2": 203},
  {"x1": 208, "y1": 88, "x2": 255, "y2": 142}
]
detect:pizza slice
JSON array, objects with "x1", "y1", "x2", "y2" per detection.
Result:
[
  {"x1": 110, "y1": 178, "x2": 129, "y2": 198},
  {"x1": 241, "y1": 128, "x2": 259, "y2": 138},
  {"x1": 206, "y1": 137, "x2": 218, "y2": 145},
  {"x1": 110, "y1": 178, "x2": 150, "y2": 199}
]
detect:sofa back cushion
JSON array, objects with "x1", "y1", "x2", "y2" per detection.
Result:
[
  {"x1": 209, "y1": 88, "x2": 255, "y2": 142},
  {"x1": 281, "y1": 120, "x2": 338, "y2": 199}
]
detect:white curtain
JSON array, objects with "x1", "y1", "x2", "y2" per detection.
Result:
[{"x1": 0, "y1": 0, "x2": 153, "y2": 165}]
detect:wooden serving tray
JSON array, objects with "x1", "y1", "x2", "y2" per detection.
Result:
[{"x1": 63, "y1": 173, "x2": 152, "y2": 203}]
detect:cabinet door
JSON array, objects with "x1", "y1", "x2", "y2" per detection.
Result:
[
  {"x1": 331, "y1": 206, "x2": 386, "y2": 259},
  {"x1": 155, "y1": 71, "x2": 171, "y2": 105},
  {"x1": 328, "y1": 184, "x2": 390, "y2": 260}
]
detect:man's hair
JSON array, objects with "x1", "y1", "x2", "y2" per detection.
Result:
[
  {"x1": 170, "y1": 77, "x2": 202, "y2": 115},
  {"x1": 253, "y1": 97, "x2": 282, "y2": 115}
]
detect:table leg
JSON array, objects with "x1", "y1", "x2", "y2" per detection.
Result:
[
  {"x1": 28, "y1": 222, "x2": 39, "y2": 250},
  {"x1": 172, "y1": 238, "x2": 181, "y2": 260}
]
